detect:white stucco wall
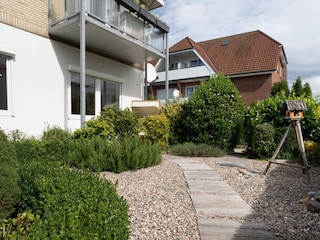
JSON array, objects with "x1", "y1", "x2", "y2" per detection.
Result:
[{"x1": 0, "y1": 23, "x2": 144, "y2": 137}]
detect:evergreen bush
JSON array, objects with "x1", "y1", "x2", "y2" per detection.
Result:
[
  {"x1": 17, "y1": 162, "x2": 130, "y2": 239},
  {"x1": 178, "y1": 73, "x2": 245, "y2": 150},
  {"x1": 0, "y1": 130, "x2": 21, "y2": 219}
]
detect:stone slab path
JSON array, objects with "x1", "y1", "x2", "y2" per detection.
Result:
[{"x1": 171, "y1": 158, "x2": 275, "y2": 240}]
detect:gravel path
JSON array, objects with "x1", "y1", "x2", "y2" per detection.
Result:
[{"x1": 101, "y1": 154, "x2": 320, "y2": 240}]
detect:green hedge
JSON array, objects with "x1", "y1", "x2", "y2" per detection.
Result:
[
  {"x1": 17, "y1": 162, "x2": 129, "y2": 239},
  {"x1": 0, "y1": 130, "x2": 21, "y2": 219}
]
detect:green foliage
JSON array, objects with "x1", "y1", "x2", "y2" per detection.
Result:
[
  {"x1": 140, "y1": 114, "x2": 170, "y2": 150},
  {"x1": 41, "y1": 125, "x2": 72, "y2": 142},
  {"x1": 303, "y1": 82, "x2": 312, "y2": 98},
  {"x1": 270, "y1": 81, "x2": 289, "y2": 97},
  {"x1": 305, "y1": 140, "x2": 320, "y2": 165},
  {"x1": 6, "y1": 129, "x2": 27, "y2": 141},
  {"x1": 248, "y1": 123, "x2": 276, "y2": 159},
  {"x1": 178, "y1": 73, "x2": 245, "y2": 150},
  {"x1": 169, "y1": 143, "x2": 226, "y2": 157},
  {"x1": 0, "y1": 130, "x2": 21, "y2": 219},
  {"x1": 0, "y1": 211, "x2": 38, "y2": 239},
  {"x1": 13, "y1": 137, "x2": 69, "y2": 166},
  {"x1": 100, "y1": 107, "x2": 139, "y2": 138},
  {"x1": 245, "y1": 91, "x2": 320, "y2": 159},
  {"x1": 163, "y1": 101, "x2": 183, "y2": 145},
  {"x1": 67, "y1": 136, "x2": 162, "y2": 173},
  {"x1": 245, "y1": 93, "x2": 288, "y2": 146},
  {"x1": 73, "y1": 116, "x2": 115, "y2": 139},
  {"x1": 291, "y1": 76, "x2": 304, "y2": 97},
  {"x1": 18, "y1": 162, "x2": 130, "y2": 239}
]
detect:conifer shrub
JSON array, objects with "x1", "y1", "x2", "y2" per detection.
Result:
[
  {"x1": 140, "y1": 114, "x2": 170, "y2": 150},
  {"x1": 178, "y1": 73, "x2": 245, "y2": 150},
  {"x1": 67, "y1": 136, "x2": 161, "y2": 172},
  {"x1": 0, "y1": 130, "x2": 21, "y2": 219},
  {"x1": 169, "y1": 143, "x2": 226, "y2": 157},
  {"x1": 18, "y1": 162, "x2": 130, "y2": 239}
]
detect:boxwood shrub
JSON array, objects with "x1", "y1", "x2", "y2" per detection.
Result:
[{"x1": 18, "y1": 161, "x2": 130, "y2": 239}]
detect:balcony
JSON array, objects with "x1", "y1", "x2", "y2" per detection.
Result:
[
  {"x1": 48, "y1": 0, "x2": 169, "y2": 66},
  {"x1": 155, "y1": 65, "x2": 211, "y2": 83}
]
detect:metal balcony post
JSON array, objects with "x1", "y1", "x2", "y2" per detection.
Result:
[{"x1": 80, "y1": 0, "x2": 86, "y2": 127}]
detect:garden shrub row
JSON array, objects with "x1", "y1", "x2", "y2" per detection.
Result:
[{"x1": 67, "y1": 136, "x2": 162, "y2": 173}]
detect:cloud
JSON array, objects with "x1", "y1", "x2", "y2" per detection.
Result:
[{"x1": 154, "y1": 0, "x2": 320, "y2": 95}]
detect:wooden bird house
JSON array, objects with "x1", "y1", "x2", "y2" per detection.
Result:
[{"x1": 285, "y1": 100, "x2": 307, "y2": 120}]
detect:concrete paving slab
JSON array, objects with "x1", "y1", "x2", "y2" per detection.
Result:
[
  {"x1": 187, "y1": 180, "x2": 238, "y2": 195},
  {"x1": 191, "y1": 194, "x2": 256, "y2": 216},
  {"x1": 217, "y1": 156, "x2": 248, "y2": 169},
  {"x1": 198, "y1": 218, "x2": 275, "y2": 240},
  {"x1": 184, "y1": 170, "x2": 223, "y2": 181},
  {"x1": 175, "y1": 162, "x2": 212, "y2": 170}
]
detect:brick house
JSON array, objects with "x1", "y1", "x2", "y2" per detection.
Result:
[
  {"x1": 0, "y1": 0, "x2": 169, "y2": 136},
  {"x1": 150, "y1": 30, "x2": 287, "y2": 107}
]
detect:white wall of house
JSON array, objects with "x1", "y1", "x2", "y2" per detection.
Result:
[{"x1": 0, "y1": 23, "x2": 144, "y2": 137}]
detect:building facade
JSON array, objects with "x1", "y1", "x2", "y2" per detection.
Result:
[
  {"x1": 151, "y1": 30, "x2": 287, "y2": 107},
  {"x1": 0, "y1": 0, "x2": 168, "y2": 136}
]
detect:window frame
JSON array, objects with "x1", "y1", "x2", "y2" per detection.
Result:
[
  {"x1": 0, "y1": 53, "x2": 13, "y2": 116},
  {"x1": 68, "y1": 67, "x2": 122, "y2": 119},
  {"x1": 185, "y1": 85, "x2": 199, "y2": 98}
]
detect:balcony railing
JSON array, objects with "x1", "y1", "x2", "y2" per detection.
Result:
[
  {"x1": 49, "y1": 0, "x2": 168, "y2": 53},
  {"x1": 156, "y1": 65, "x2": 210, "y2": 82}
]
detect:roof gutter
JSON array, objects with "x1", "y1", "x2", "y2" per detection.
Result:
[{"x1": 228, "y1": 69, "x2": 276, "y2": 78}]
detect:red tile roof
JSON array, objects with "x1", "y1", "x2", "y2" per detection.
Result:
[{"x1": 170, "y1": 30, "x2": 285, "y2": 76}]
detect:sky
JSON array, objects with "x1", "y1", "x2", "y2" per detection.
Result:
[{"x1": 153, "y1": 0, "x2": 320, "y2": 97}]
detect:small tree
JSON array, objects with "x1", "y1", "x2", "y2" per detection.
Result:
[
  {"x1": 303, "y1": 82, "x2": 312, "y2": 98},
  {"x1": 270, "y1": 81, "x2": 289, "y2": 97},
  {"x1": 178, "y1": 73, "x2": 245, "y2": 150},
  {"x1": 291, "y1": 76, "x2": 303, "y2": 97}
]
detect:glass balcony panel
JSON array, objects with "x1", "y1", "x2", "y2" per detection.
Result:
[
  {"x1": 119, "y1": 7, "x2": 144, "y2": 42},
  {"x1": 49, "y1": 0, "x2": 167, "y2": 58}
]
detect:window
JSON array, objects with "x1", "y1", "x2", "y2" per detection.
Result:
[
  {"x1": 101, "y1": 80, "x2": 119, "y2": 109},
  {"x1": 70, "y1": 72, "x2": 120, "y2": 115},
  {"x1": 185, "y1": 85, "x2": 199, "y2": 98},
  {"x1": 190, "y1": 59, "x2": 204, "y2": 67},
  {"x1": 169, "y1": 62, "x2": 178, "y2": 70},
  {"x1": 0, "y1": 55, "x2": 8, "y2": 110}
]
